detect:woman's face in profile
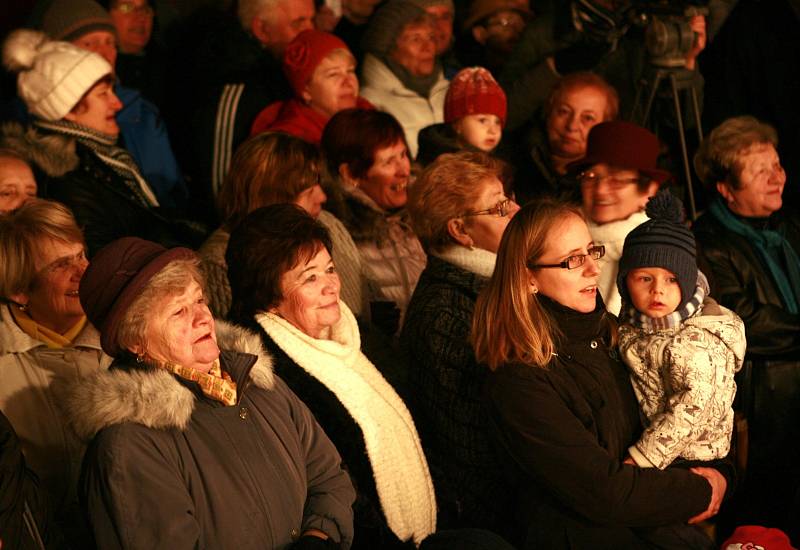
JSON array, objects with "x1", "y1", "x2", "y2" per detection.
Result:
[
  {"x1": 142, "y1": 279, "x2": 219, "y2": 373},
  {"x1": 358, "y1": 139, "x2": 411, "y2": 210},
  {"x1": 274, "y1": 246, "x2": 341, "y2": 339},
  {"x1": 719, "y1": 143, "x2": 785, "y2": 218},
  {"x1": 461, "y1": 177, "x2": 519, "y2": 253},
  {"x1": 528, "y1": 213, "x2": 601, "y2": 313},
  {"x1": 547, "y1": 86, "x2": 608, "y2": 160}
]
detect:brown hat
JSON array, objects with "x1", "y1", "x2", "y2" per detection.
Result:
[
  {"x1": 361, "y1": 0, "x2": 428, "y2": 58},
  {"x1": 566, "y1": 120, "x2": 672, "y2": 183},
  {"x1": 80, "y1": 237, "x2": 195, "y2": 357},
  {"x1": 42, "y1": 0, "x2": 117, "y2": 42},
  {"x1": 463, "y1": 0, "x2": 532, "y2": 33}
]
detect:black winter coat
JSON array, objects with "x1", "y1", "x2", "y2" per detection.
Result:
[
  {"x1": 693, "y1": 207, "x2": 800, "y2": 540},
  {"x1": 400, "y1": 256, "x2": 513, "y2": 534},
  {"x1": 486, "y1": 296, "x2": 731, "y2": 549}
]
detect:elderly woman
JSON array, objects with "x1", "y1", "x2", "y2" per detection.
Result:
[
  {"x1": 1, "y1": 30, "x2": 202, "y2": 255},
  {"x1": 401, "y1": 152, "x2": 518, "y2": 533},
  {"x1": 359, "y1": 0, "x2": 450, "y2": 158},
  {"x1": 250, "y1": 29, "x2": 372, "y2": 145},
  {"x1": 200, "y1": 132, "x2": 364, "y2": 319},
  {"x1": 510, "y1": 72, "x2": 618, "y2": 206},
  {"x1": 226, "y1": 203, "x2": 514, "y2": 550},
  {"x1": 570, "y1": 120, "x2": 668, "y2": 315},
  {"x1": 61, "y1": 236, "x2": 355, "y2": 549},
  {"x1": 0, "y1": 199, "x2": 111, "y2": 541},
  {"x1": 0, "y1": 148, "x2": 37, "y2": 213},
  {"x1": 322, "y1": 109, "x2": 426, "y2": 333},
  {"x1": 693, "y1": 115, "x2": 800, "y2": 538},
  {"x1": 471, "y1": 199, "x2": 733, "y2": 549}
]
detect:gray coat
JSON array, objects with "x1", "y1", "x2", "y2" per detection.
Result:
[{"x1": 58, "y1": 322, "x2": 355, "y2": 549}]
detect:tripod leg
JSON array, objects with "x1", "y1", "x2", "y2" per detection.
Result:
[
  {"x1": 689, "y1": 83, "x2": 703, "y2": 142},
  {"x1": 669, "y1": 73, "x2": 698, "y2": 220},
  {"x1": 641, "y1": 71, "x2": 664, "y2": 127}
]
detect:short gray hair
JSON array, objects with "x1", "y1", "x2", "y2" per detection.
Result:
[
  {"x1": 694, "y1": 115, "x2": 778, "y2": 193},
  {"x1": 237, "y1": 0, "x2": 280, "y2": 33}
]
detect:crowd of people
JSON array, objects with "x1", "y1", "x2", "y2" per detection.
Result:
[{"x1": 1, "y1": 0, "x2": 798, "y2": 549}]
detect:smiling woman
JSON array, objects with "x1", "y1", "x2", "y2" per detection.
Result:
[
  {"x1": 0, "y1": 199, "x2": 111, "y2": 544},
  {"x1": 250, "y1": 29, "x2": 372, "y2": 145}
]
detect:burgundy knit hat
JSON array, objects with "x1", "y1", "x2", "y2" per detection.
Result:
[
  {"x1": 722, "y1": 525, "x2": 796, "y2": 550},
  {"x1": 566, "y1": 120, "x2": 672, "y2": 183},
  {"x1": 79, "y1": 237, "x2": 196, "y2": 357},
  {"x1": 444, "y1": 66, "x2": 507, "y2": 126},
  {"x1": 283, "y1": 30, "x2": 350, "y2": 97}
]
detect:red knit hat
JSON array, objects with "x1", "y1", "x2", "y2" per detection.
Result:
[
  {"x1": 722, "y1": 525, "x2": 796, "y2": 550},
  {"x1": 283, "y1": 29, "x2": 351, "y2": 97},
  {"x1": 444, "y1": 67, "x2": 507, "y2": 126}
]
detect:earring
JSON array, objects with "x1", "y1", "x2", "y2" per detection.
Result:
[
  {"x1": 136, "y1": 352, "x2": 145, "y2": 363},
  {"x1": 18, "y1": 303, "x2": 28, "y2": 311},
  {"x1": 532, "y1": 287, "x2": 538, "y2": 295}
]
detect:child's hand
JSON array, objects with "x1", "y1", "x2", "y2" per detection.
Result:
[
  {"x1": 687, "y1": 467, "x2": 727, "y2": 524},
  {"x1": 623, "y1": 456, "x2": 636, "y2": 466}
]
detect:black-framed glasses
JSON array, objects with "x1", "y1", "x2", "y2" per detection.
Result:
[
  {"x1": 463, "y1": 198, "x2": 516, "y2": 218},
  {"x1": 528, "y1": 245, "x2": 605, "y2": 270},
  {"x1": 579, "y1": 171, "x2": 644, "y2": 189}
]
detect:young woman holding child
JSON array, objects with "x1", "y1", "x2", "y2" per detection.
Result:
[{"x1": 471, "y1": 198, "x2": 734, "y2": 549}]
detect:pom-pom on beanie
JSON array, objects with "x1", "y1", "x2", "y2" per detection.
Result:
[
  {"x1": 617, "y1": 191, "x2": 698, "y2": 310},
  {"x1": 2, "y1": 29, "x2": 112, "y2": 121},
  {"x1": 283, "y1": 30, "x2": 350, "y2": 97},
  {"x1": 444, "y1": 66, "x2": 506, "y2": 126},
  {"x1": 362, "y1": 0, "x2": 428, "y2": 59}
]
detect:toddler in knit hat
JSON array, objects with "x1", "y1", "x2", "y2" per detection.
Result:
[
  {"x1": 616, "y1": 191, "x2": 746, "y2": 470},
  {"x1": 417, "y1": 66, "x2": 506, "y2": 165}
]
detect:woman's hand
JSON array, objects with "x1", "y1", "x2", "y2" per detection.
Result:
[
  {"x1": 684, "y1": 15, "x2": 707, "y2": 70},
  {"x1": 623, "y1": 455, "x2": 636, "y2": 466},
  {"x1": 687, "y1": 466, "x2": 726, "y2": 524}
]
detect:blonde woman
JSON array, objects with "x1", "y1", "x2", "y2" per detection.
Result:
[{"x1": 471, "y1": 199, "x2": 732, "y2": 549}]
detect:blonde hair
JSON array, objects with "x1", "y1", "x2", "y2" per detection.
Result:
[
  {"x1": 408, "y1": 151, "x2": 504, "y2": 253},
  {"x1": 217, "y1": 132, "x2": 321, "y2": 229},
  {"x1": 116, "y1": 258, "x2": 204, "y2": 355},
  {"x1": 0, "y1": 199, "x2": 83, "y2": 301},
  {"x1": 694, "y1": 115, "x2": 779, "y2": 193},
  {"x1": 472, "y1": 199, "x2": 583, "y2": 370}
]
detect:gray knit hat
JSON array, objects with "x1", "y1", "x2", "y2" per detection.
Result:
[
  {"x1": 42, "y1": 0, "x2": 117, "y2": 42},
  {"x1": 2, "y1": 29, "x2": 112, "y2": 121},
  {"x1": 362, "y1": 0, "x2": 428, "y2": 58},
  {"x1": 617, "y1": 191, "x2": 698, "y2": 310}
]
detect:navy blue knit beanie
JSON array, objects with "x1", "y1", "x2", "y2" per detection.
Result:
[{"x1": 617, "y1": 191, "x2": 697, "y2": 310}]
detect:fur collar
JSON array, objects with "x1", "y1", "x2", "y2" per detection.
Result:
[
  {"x1": 57, "y1": 321, "x2": 274, "y2": 440},
  {"x1": 337, "y1": 185, "x2": 413, "y2": 245},
  {"x1": 0, "y1": 122, "x2": 79, "y2": 177}
]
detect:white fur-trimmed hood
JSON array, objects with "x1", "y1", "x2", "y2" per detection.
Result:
[{"x1": 57, "y1": 321, "x2": 274, "y2": 440}]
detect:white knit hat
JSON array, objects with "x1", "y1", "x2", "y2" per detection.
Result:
[{"x1": 2, "y1": 29, "x2": 112, "y2": 121}]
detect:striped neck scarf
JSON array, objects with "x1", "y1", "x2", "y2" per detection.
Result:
[
  {"x1": 161, "y1": 359, "x2": 238, "y2": 406},
  {"x1": 620, "y1": 271, "x2": 710, "y2": 331},
  {"x1": 34, "y1": 119, "x2": 159, "y2": 208}
]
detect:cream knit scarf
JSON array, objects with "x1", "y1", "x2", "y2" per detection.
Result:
[
  {"x1": 255, "y1": 303, "x2": 437, "y2": 545},
  {"x1": 433, "y1": 245, "x2": 497, "y2": 278}
]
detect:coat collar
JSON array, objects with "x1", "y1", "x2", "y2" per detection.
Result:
[
  {"x1": 57, "y1": 320, "x2": 274, "y2": 440},
  {"x1": 0, "y1": 305, "x2": 105, "y2": 354}
]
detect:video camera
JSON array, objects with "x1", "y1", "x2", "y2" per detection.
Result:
[{"x1": 571, "y1": 0, "x2": 709, "y2": 68}]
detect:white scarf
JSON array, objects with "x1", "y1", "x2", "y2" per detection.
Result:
[
  {"x1": 255, "y1": 303, "x2": 437, "y2": 545},
  {"x1": 432, "y1": 245, "x2": 497, "y2": 278}
]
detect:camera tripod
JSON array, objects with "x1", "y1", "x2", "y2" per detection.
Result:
[{"x1": 630, "y1": 65, "x2": 703, "y2": 220}]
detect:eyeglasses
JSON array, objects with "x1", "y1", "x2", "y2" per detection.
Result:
[
  {"x1": 462, "y1": 198, "x2": 516, "y2": 218},
  {"x1": 114, "y1": 2, "x2": 154, "y2": 15},
  {"x1": 528, "y1": 245, "x2": 605, "y2": 270},
  {"x1": 579, "y1": 171, "x2": 644, "y2": 189}
]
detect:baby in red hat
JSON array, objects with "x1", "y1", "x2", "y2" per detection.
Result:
[{"x1": 417, "y1": 67, "x2": 506, "y2": 165}]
